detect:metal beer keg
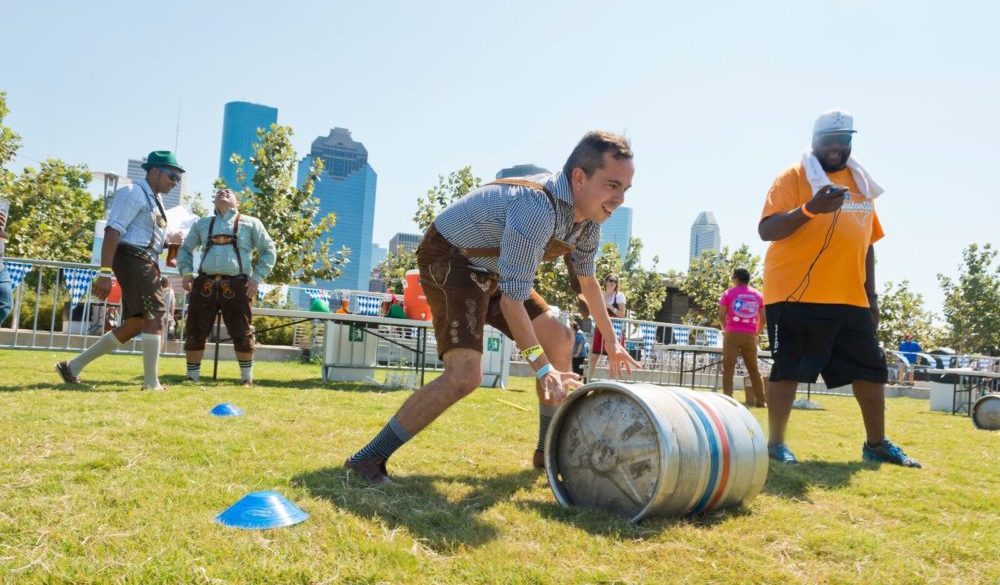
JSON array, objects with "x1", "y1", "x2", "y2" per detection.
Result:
[
  {"x1": 545, "y1": 382, "x2": 768, "y2": 522},
  {"x1": 972, "y1": 394, "x2": 1000, "y2": 430}
]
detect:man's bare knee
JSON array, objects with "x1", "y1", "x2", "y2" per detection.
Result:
[{"x1": 442, "y1": 349, "x2": 483, "y2": 396}]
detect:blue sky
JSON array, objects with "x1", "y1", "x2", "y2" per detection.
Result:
[{"x1": 2, "y1": 0, "x2": 997, "y2": 313}]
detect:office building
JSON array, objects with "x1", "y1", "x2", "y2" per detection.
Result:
[
  {"x1": 218, "y1": 101, "x2": 278, "y2": 190},
  {"x1": 599, "y1": 206, "x2": 632, "y2": 261},
  {"x1": 297, "y1": 127, "x2": 377, "y2": 291},
  {"x1": 389, "y1": 232, "x2": 421, "y2": 255},
  {"x1": 689, "y1": 211, "x2": 721, "y2": 261}
]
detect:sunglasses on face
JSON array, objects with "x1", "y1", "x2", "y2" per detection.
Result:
[
  {"x1": 817, "y1": 133, "x2": 852, "y2": 147},
  {"x1": 159, "y1": 167, "x2": 182, "y2": 182},
  {"x1": 606, "y1": 279, "x2": 618, "y2": 283}
]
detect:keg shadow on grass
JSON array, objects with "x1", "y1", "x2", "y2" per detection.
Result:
[
  {"x1": 763, "y1": 460, "x2": 874, "y2": 501},
  {"x1": 521, "y1": 498, "x2": 753, "y2": 538},
  {"x1": 293, "y1": 467, "x2": 539, "y2": 552}
]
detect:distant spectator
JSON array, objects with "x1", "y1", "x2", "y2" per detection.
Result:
[
  {"x1": 0, "y1": 203, "x2": 11, "y2": 326},
  {"x1": 897, "y1": 332, "x2": 921, "y2": 385},
  {"x1": 571, "y1": 321, "x2": 588, "y2": 377},
  {"x1": 717, "y1": 267, "x2": 766, "y2": 407},
  {"x1": 587, "y1": 273, "x2": 627, "y2": 382}
]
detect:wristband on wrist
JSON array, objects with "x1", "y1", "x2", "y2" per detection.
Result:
[
  {"x1": 521, "y1": 344, "x2": 544, "y2": 363},
  {"x1": 535, "y1": 363, "x2": 553, "y2": 379},
  {"x1": 98, "y1": 266, "x2": 113, "y2": 274},
  {"x1": 800, "y1": 203, "x2": 817, "y2": 219}
]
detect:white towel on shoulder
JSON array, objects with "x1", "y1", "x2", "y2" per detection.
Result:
[{"x1": 801, "y1": 152, "x2": 885, "y2": 200}]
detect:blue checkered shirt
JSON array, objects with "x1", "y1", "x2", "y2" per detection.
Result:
[
  {"x1": 106, "y1": 179, "x2": 167, "y2": 254},
  {"x1": 434, "y1": 172, "x2": 601, "y2": 301}
]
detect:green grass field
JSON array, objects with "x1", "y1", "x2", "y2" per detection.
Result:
[{"x1": 0, "y1": 349, "x2": 998, "y2": 584}]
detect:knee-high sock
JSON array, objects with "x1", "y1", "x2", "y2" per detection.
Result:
[
  {"x1": 142, "y1": 333, "x2": 161, "y2": 388},
  {"x1": 68, "y1": 331, "x2": 122, "y2": 376},
  {"x1": 538, "y1": 403, "x2": 558, "y2": 452}
]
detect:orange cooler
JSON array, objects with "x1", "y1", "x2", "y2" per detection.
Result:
[{"x1": 402, "y1": 269, "x2": 432, "y2": 320}]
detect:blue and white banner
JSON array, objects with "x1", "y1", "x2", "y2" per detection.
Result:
[
  {"x1": 672, "y1": 326, "x2": 690, "y2": 345},
  {"x1": 4, "y1": 261, "x2": 33, "y2": 290},
  {"x1": 640, "y1": 323, "x2": 657, "y2": 357},
  {"x1": 611, "y1": 318, "x2": 624, "y2": 340},
  {"x1": 64, "y1": 268, "x2": 98, "y2": 312},
  {"x1": 705, "y1": 329, "x2": 721, "y2": 347},
  {"x1": 303, "y1": 288, "x2": 331, "y2": 300}
]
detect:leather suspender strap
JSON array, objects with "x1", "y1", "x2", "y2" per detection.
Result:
[
  {"x1": 458, "y1": 179, "x2": 556, "y2": 258},
  {"x1": 198, "y1": 213, "x2": 243, "y2": 275}
]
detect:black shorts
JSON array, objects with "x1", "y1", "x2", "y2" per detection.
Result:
[{"x1": 766, "y1": 302, "x2": 888, "y2": 389}]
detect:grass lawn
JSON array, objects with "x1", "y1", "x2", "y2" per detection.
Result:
[{"x1": 0, "y1": 349, "x2": 998, "y2": 584}]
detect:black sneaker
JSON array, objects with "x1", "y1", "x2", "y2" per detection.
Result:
[
  {"x1": 55, "y1": 361, "x2": 80, "y2": 384},
  {"x1": 862, "y1": 438, "x2": 922, "y2": 468}
]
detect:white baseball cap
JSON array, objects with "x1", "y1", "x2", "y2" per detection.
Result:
[{"x1": 813, "y1": 109, "x2": 857, "y2": 135}]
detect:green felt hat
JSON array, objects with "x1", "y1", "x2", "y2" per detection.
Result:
[{"x1": 141, "y1": 151, "x2": 185, "y2": 173}]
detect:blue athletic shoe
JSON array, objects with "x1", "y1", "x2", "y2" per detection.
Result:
[
  {"x1": 768, "y1": 443, "x2": 798, "y2": 464},
  {"x1": 862, "y1": 438, "x2": 922, "y2": 468}
]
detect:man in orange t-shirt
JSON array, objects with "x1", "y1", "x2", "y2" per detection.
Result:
[{"x1": 758, "y1": 110, "x2": 920, "y2": 468}]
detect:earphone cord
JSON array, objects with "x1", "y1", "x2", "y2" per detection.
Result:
[{"x1": 784, "y1": 208, "x2": 842, "y2": 303}]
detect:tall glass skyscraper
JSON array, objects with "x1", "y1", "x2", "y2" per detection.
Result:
[
  {"x1": 297, "y1": 128, "x2": 377, "y2": 292},
  {"x1": 690, "y1": 211, "x2": 721, "y2": 261},
  {"x1": 599, "y1": 206, "x2": 633, "y2": 262},
  {"x1": 218, "y1": 101, "x2": 278, "y2": 190}
]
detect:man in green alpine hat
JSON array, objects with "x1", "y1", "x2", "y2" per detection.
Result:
[{"x1": 57, "y1": 150, "x2": 184, "y2": 391}]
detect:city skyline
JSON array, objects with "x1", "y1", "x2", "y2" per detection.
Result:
[
  {"x1": 4, "y1": 2, "x2": 998, "y2": 312},
  {"x1": 600, "y1": 206, "x2": 633, "y2": 263}
]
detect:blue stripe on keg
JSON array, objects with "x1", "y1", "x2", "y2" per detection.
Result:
[{"x1": 673, "y1": 392, "x2": 721, "y2": 514}]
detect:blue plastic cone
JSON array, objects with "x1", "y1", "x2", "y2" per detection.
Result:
[
  {"x1": 215, "y1": 491, "x2": 308, "y2": 529},
  {"x1": 210, "y1": 403, "x2": 244, "y2": 417}
]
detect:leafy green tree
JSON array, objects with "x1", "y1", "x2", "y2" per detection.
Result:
[
  {"x1": 937, "y1": 243, "x2": 1000, "y2": 353},
  {"x1": 0, "y1": 91, "x2": 20, "y2": 194},
  {"x1": 379, "y1": 166, "x2": 482, "y2": 289},
  {"x1": 623, "y1": 239, "x2": 669, "y2": 321},
  {"x1": 231, "y1": 124, "x2": 349, "y2": 284},
  {"x1": 877, "y1": 280, "x2": 944, "y2": 349},
  {"x1": 379, "y1": 247, "x2": 416, "y2": 295},
  {"x1": 413, "y1": 166, "x2": 481, "y2": 232},
  {"x1": 5, "y1": 159, "x2": 101, "y2": 262},
  {"x1": 581, "y1": 239, "x2": 667, "y2": 321},
  {"x1": 683, "y1": 245, "x2": 763, "y2": 326},
  {"x1": 182, "y1": 191, "x2": 209, "y2": 217}
]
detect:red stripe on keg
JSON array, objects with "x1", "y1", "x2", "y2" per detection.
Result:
[{"x1": 691, "y1": 395, "x2": 731, "y2": 511}]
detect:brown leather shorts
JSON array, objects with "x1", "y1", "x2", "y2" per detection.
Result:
[
  {"x1": 418, "y1": 225, "x2": 549, "y2": 359},
  {"x1": 183, "y1": 274, "x2": 254, "y2": 353},
  {"x1": 113, "y1": 245, "x2": 164, "y2": 321}
]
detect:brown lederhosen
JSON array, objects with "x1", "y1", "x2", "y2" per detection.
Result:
[
  {"x1": 114, "y1": 244, "x2": 165, "y2": 321},
  {"x1": 183, "y1": 214, "x2": 255, "y2": 353},
  {"x1": 418, "y1": 178, "x2": 585, "y2": 358}
]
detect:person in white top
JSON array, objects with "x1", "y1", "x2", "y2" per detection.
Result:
[{"x1": 586, "y1": 273, "x2": 626, "y2": 382}]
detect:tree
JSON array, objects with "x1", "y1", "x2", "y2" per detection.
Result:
[
  {"x1": 938, "y1": 243, "x2": 1000, "y2": 353},
  {"x1": 568, "y1": 239, "x2": 667, "y2": 321},
  {"x1": 182, "y1": 190, "x2": 209, "y2": 217},
  {"x1": 0, "y1": 91, "x2": 20, "y2": 194},
  {"x1": 379, "y1": 246, "x2": 416, "y2": 294},
  {"x1": 623, "y1": 238, "x2": 669, "y2": 321},
  {"x1": 413, "y1": 166, "x2": 481, "y2": 232},
  {"x1": 5, "y1": 159, "x2": 101, "y2": 262},
  {"x1": 877, "y1": 280, "x2": 944, "y2": 349},
  {"x1": 379, "y1": 167, "x2": 482, "y2": 289},
  {"x1": 683, "y1": 245, "x2": 763, "y2": 326},
  {"x1": 231, "y1": 124, "x2": 349, "y2": 284}
]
